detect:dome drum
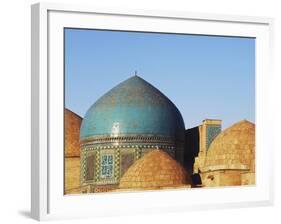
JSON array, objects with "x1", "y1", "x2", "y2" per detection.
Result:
[{"x1": 80, "y1": 144, "x2": 179, "y2": 189}]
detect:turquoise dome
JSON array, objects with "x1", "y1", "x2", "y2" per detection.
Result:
[{"x1": 80, "y1": 76, "x2": 185, "y2": 141}]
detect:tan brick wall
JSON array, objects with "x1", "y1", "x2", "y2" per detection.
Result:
[
  {"x1": 64, "y1": 157, "x2": 81, "y2": 194},
  {"x1": 193, "y1": 120, "x2": 222, "y2": 174},
  {"x1": 64, "y1": 108, "x2": 82, "y2": 157},
  {"x1": 219, "y1": 170, "x2": 242, "y2": 186},
  {"x1": 64, "y1": 108, "x2": 83, "y2": 194},
  {"x1": 201, "y1": 171, "x2": 221, "y2": 187},
  {"x1": 241, "y1": 172, "x2": 255, "y2": 185},
  {"x1": 201, "y1": 170, "x2": 242, "y2": 187}
]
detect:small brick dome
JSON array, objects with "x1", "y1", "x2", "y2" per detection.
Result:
[
  {"x1": 203, "y1": 120, "x2": 255, "y2": 172},
  {"x1": 64, "y1": 108, "x2": 82, "y2": 157},
  {"x1": 119, "y1": 150, "x2": 191, "y2": 189}
]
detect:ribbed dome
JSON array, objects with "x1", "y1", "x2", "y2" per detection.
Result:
[
  {"x1": 80, "y1": 76, "x2": 185, "y2": 141},
  {"x1": 203, "y1": 120, "x2": 255, "y2": 172},
  {"x1": 119, "y1": 150, "x2": 191, "y2": 189},
  {"x1": 64, "y1": 108, "x2": 82, "y2": 157}
]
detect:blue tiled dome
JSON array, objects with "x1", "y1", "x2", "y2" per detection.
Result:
[{"x1": 80, "y1": 76, "x2": 185, "y2": 142}]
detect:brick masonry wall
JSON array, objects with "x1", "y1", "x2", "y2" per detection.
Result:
[
  {"x1": 64, "y1": 157, "x2": 81, "y2": 194},
  {"x1": 64, "y1": 108, "x2": 82, "y2": 157}
]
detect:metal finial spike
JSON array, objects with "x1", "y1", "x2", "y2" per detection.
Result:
[{"x1": 134, "y1": 70, "x2": 137, "y2": 76}]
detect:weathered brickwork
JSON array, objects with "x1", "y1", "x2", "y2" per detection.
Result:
[
  {"x1": 119, "y1": 150, "x2": 191, "y2": 190},
  {"x1": 64, "y1": 157, "x2": 81, "y2": 194},
  {"x1": 199, "y1": 120, "x2": 255, "y2": 187},
  {"x1": 203, "y1": 120, "x2": 255, "y2": 171},
  {"x1": 193, "y1": 119, "x2": 222, "y2": 174},
  {"x1": 241, "y1": 172, "x2": 255, "y2": 185},
  {"x1": 64, "y1": 108, "x2": 82, "y2": 157},
  {"x1": 64, "y1": 109, "x2": 83, "y2": 194},
  {"x1": 201, "y1": 170, "x2": 243, "y2": 187}
]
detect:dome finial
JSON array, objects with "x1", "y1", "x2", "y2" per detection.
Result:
[{"x1": 134, "y1": 70, "x2": 138, "y2": 76}]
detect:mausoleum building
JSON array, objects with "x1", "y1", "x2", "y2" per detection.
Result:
[
  {"x1": 64, "y1": 75, "x2": 256, "y2": 194},
  {"x1": 79, "y1": 76, "x2": 186, "y2": 192}
]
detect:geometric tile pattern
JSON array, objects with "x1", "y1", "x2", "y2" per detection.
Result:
[
  {"x1": 206, "y1": 125, "x2": 221, "y2": 150},
  {"x1": 114, "y1": 149, "x2": 120, "y2": 179},
  {"x1": 80, "y1": 144, "x2": 177, "y2": 188}
]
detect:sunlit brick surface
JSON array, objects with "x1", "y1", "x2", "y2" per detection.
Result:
[
  {"x1": 204, "y1": 120, "x2": 255, "y2": 171},
  {"x1": 64, "y1": 157, "x2": 81, "y2": 194},
  {"x1": 200, "y1": 120, "x2": 255, "y2": 187},
  {"x1": 64, "y1": 108, "x2": 82, "y2": 194},
  {"x1": 64, "y1": 108, "x2": 82, "y2": 157},
  {"x1": 119, "y1": 150, "x2": 191, "y2": 189}
]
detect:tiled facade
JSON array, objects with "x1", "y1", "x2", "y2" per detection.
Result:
[{"x1": 80, "y1": 145, "x2": 176, "y2": 192}]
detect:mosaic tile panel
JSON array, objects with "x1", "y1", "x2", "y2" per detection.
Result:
[{"x1": 206, "y1": 125, "x2": 221, "y2": 150}]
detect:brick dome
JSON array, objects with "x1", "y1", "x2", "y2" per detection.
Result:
[
  {"x1": 119, "y1": 149, "x2": 191, "y2": 189},
  {"x1": 64, "y1": 108, "x2": 82, "y2": 157},
  {"x1": 203, "y1": 120, "x2": 255, "y2": 172}
]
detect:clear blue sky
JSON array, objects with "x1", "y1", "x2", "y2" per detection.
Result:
[{"x1": 65, "y1": 28, "x2": 255, "y2": 129}]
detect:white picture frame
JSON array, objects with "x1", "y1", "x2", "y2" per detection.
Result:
[{"x1": 31, "y1": 2, "x2": 274, "y2": 221}]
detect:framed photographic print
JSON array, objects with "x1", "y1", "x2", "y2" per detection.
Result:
[{"x1": 31, "y1": 2, "x2": 274, "y2": 221}]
